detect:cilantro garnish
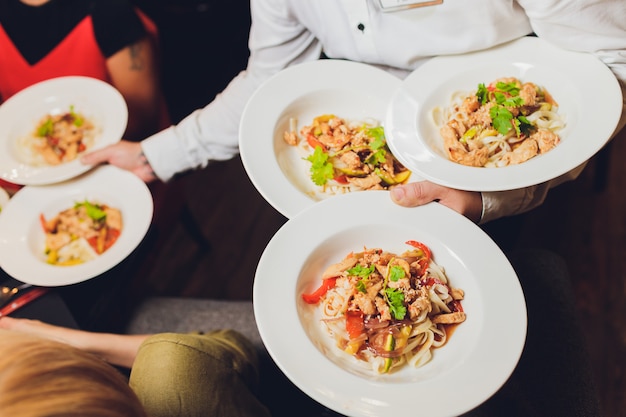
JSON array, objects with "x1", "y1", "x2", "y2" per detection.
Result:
[
  {"x1": 37, "y1": 118, "x2": 54, "y2": 137},
  {"x1": 388, "y1": 265, "x2": 405, "y2": 282},
  {"x1": 385, "y1": 287, "x2": 406, "y2": 320},
  {"x1": 305, "y1": 146, "x2": 334, "y2": 185},
  {"x1": 348, "y1": 264, "x2": 374, "y2": 278},
  {"x1": 69, "y1": 105, "x2": 84, "y2": 127},
  {"x1": 478, "y1": 80, "x2": 535, "y2": 137},
  {"x1": 367, "y1": 126, "x2": 386, "y2": 150},
  {"x1": 75, "y1": 201, "x2": 106, "y2": 221}
]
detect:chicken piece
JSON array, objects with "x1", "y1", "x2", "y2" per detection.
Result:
[
  {"x1": 104, "y1": 207, "x2": 123, "y2": 231},
  {"x1": 339, "y1": 151, "x2": 363, "y2": 171},
  {"x1": 353, "y1": 292, "x2": 377, "y2": 316},
  {"x1": 322, "y1": 254, "x2": 359, "y2": 279},
  {"x1": 448, "y1": 146, "x2": 490, "y2": 167},
  {"x1": 283, "y1": 130, "x2": 298, "y2": 146},
  {"x1": 347, "y1": 173, "x2": 382, "y2": 190},
  {"x1": 500, "y1": 139, "x2": 538, "y2": 166},
  {"x1": 37, "y1": 145, "x2": 61, "y2": 165},
  {"x1": 45, "y1": 231, "x2": 72, "y2": 251},
  {"x1": 468, "y1": 101, "x2": 495, "y2": 128},
  {"x1": 374, "y1": 296, "x2": 392, "y2": 321},
  {"x1": 531, "y1": 129, "x2": 560, "y2": 154},
  {"x1": 519, "y1": 83, "x2": 538, "y2": 107},
  {"x1": 63, "y1": 142, "x2": 78, "y2": 162},
  {"x1": 461, "y1": 94, "x2": 480, "y2": 113},
  {"x1": 432, "y1": 311, "x2": 466, "y2": 324},
  {"x1": 408, "y1": 292, "x2": 431, "y2": 320}
]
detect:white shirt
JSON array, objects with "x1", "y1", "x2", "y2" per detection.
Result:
[{"x1": 141, "y1": 0, "x2": 626, "y2": 223}]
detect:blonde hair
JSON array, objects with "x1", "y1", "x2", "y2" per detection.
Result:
[{"x1": 0, "y1": 330, "x2": 148, "y2": 417}]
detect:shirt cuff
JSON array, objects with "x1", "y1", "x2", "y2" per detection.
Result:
[{"x1": 140, "y1": 127, "x2": 190, "y2": 182}]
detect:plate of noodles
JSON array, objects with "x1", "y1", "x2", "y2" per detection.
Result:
[
  {"x1": 254, "y1": 191, "x2": 526, "y2": 417},
  {"x1": 239, "y1": 59, "x2": 414, "y2": 219},
  {"x1": 0, "y1": 76, "x2": 128, "y2": 186},
  {"x1": 385, "y1": 36, "x2": 623, "y2": 192},
  {"x1": 0, "y1": 165, "x2": 152, "y2": 286}
]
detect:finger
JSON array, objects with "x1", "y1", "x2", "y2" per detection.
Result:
[
  {"x1": 80, "y1": 147, "x2": 114, "y2": 166},
  {"x1": 390, "y1": 182, "x2": 442, "y2": 207}
]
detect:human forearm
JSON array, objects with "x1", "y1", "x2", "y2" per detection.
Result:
[{"x1": 0, "y1": 316, "x2": 149, "y2": 368}]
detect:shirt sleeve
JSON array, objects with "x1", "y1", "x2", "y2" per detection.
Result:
[
  {"x1": 91, "y1": 0, "x2": 146, "y2": 58},
  {"x1": 141, "y1": 0, "x2": 322, "y2": 182}
]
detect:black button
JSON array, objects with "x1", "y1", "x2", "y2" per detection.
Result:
[{"x1": 357, "y1": 23, "x2": 365, "y2": 32}]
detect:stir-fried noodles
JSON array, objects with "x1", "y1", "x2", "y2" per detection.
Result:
[
  {"x1": 432, "y1": 77, "x2": 564, "y2": 167},
  {"x1": 39, "y1": 200, "x2": 122, "y2": 266},
  {"x1": 283, "y1": 114, "x2": 411, "y2": 193},
  {"x1": 302, "y1": 240, "x2": 465, "y2": 374}
]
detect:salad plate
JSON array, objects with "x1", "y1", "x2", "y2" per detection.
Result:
[
  {"x1": 239, "y1": 59, "x2": 413, "y2": 219},
  {"x1": 385, "y1": 36, "x2": 623, "y2": 192},
  {"x1": 254, "y1": 191, "x2": 527, "y2": 417},
  {"x1": 0, "y1": 76, "x2": 128, "y2": 186},
  {"x1": 0, "y1": 165, "x2": 152, "y2": 286}
]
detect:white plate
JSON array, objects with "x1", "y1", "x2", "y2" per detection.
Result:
[
  {"x1": 0, "y1": 76, "x2": 128, "y2": 186},
  {"x1": 254, "y1": 191, "x2": 527, "y2": 417},
  {"x1": 240, "y1": 59, "x2": 413, "y2": 219},
  {"x1": 0, "y1": 187, "x2": 8, "y2": 214},
  {"x1": 386, "y1": 37, "x2": 623, "y2": 192},
  {"x1": 0, "y1": 165, "x2": 152, "y2": 286}
]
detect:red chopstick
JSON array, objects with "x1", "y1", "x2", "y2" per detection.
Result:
[{"x1": 0, "y1": 287, "x2": 51, "y2": 317}]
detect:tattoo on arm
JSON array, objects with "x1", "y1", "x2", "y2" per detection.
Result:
[{"x1": 129, "y1": 43, "x2": 144, "y2": 71}]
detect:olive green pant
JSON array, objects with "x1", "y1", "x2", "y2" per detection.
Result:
[{"x1": 129, "y1": 330, "x2": 271, "y2": 417}]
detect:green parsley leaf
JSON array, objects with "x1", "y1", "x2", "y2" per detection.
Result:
[
  {"x1": 37, "y1": 118, "x2": 54, "y2": 137},
  {"x1": 385, "y1": 287, "x2": 407, "y2": 320},
  {"x1": 365, "y1": 148, "x2": 386, "y2": 165},
  {"x1": 69, "y1": 105, "x2": 84, "y2": 127},
  {"x1": 388, "y1": 265, "x2": 405, "y2": 282},
  {"x1": 356, "y1": 280, "x2": 367, "y2": 293},
  {"x1": 347, "y1": 264, "x2": 374, "y2": 278},
  {"x1": 367, "y1": 126, "x2": 386, "y2": 150},
  {"x1": 490, "y1": 106, "x2": 514, "y2": 135},
  {"x1": 476, "y1": 83, "x2": 488, "y2": 104},
  {"x1": 305, "y1": 146, "x2": 335, "y2": 185}
]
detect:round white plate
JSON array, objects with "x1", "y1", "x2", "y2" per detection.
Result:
[
  {"x1": 386, "y1": 37, "x2": 623, "y2": 192},
  {"x1": 0, "y1": 165, "x2": 152, "y2": 286},
  {"x1": 254, "y1": 191, "x2": 527, "y2": 417},
  {"x1": 0, "y1": 187, "x2": 8, "y2": 214},
  {"x1": 240, "y1": 59, "x2": 413, "y2": 219},
  {"x1": 0, "y1": 76, "x2": 128, "y2": 186}
]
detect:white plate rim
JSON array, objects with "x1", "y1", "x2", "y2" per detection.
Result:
[
  {"x1": 385, "y1": 36, "x2": 623, "y2": 192},
  {"x1": 253, "y1": 191, "x2": 527, "y2": 417},
  {"x1": 0, "y1": 165, "x2": 152, "y2": 286},
  {"x1": 239, "y1": 59, "x2": 404, "y2": 219},
  {"x1": 0, "y1": 76, "x2": 128, "y2": 186}
]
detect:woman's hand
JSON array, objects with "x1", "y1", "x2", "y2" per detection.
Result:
[
  {"x1": 390, "y1": 181, "x2": 483, "y2": 223},
  {"x1": 0, "y1": 316, "x2": 86, "y2": 348},
  {"x1": 80, "y1": 140, "x2": 158, "y2": 183}
]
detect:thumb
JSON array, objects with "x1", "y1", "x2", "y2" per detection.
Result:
[
  {"x1": 80, "y1": 147, "x2": 113, "y2": 166},
  {"x1": 390, "y1": 182, "x2": 439, "y2": 207}
]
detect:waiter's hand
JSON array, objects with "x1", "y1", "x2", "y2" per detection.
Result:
[{"x1": 390, "y1": 181, "x2": 483, "y2": 223}]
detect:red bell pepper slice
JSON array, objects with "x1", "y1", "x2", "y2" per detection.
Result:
[
  {"x1": 406, "y1": 240, "x2": 431, "y2": 263},
  {"x1": 345, "y1": 310, "x2": 365, "y2": 339},
  {"x1": 302, "y1": 277, "x2": 337, "y2": 304},
  {"x1": 306, "y1": 134, "x2": 327, "y2": 152}
]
